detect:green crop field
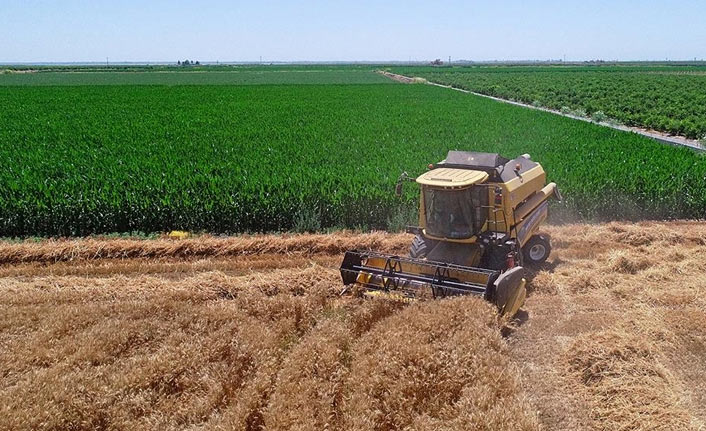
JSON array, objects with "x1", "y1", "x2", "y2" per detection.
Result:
[
  {"x1": 0, "y1": 68, "x2": 391, "y2": 86},
  {"x1": 389, "y1": 65, "x2": 706, "y2": 139},
  {"x1": 2, "y1": 68, "x2": 706, "y2": 237}
]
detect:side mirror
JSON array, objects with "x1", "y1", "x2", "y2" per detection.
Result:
[
  {"x1": 395, "y1": 171, "x2": 412, "y2": 197},
  {"x1": 395, "y1": 181, "x2": 404, "y2": 197}
]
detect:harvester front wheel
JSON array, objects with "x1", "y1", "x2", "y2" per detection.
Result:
[
  {"x1": 409, "y1": 234, "x2": 436, "y2": 259},
  {"x1": 523, "y1": 235, "x2": 551, "y2": 265}
]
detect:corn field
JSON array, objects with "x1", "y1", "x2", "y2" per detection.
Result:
[{"x1": 1, "y1": 82, "x2": 705, "y2": 236}]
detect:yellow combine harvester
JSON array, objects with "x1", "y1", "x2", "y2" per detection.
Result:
[{"x1": 340, "y1": 151, "x2": 561, "y2": 317}]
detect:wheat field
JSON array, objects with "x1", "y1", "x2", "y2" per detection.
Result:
[{"x1": 1, "y1": 222, "x2": 704, "y2": 430}]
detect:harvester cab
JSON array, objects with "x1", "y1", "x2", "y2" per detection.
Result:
[{"x1": 340, "y1": 151, "x2": 561, "y2": 317}]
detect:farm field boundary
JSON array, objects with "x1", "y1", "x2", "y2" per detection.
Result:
[{"x1": 380, "y1": 71, "x2": 705, "y2": 151}]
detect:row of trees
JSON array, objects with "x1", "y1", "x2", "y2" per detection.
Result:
[{"x1": 177, "y1": 60, "x2": 201, "y2": 66}]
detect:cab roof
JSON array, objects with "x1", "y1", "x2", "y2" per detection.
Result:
[{"x1": 416, "y1": 168, "x2": 489, "y2": 188}]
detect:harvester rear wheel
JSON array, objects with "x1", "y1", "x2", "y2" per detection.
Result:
[
  {"x1": 523, "y1": 235, "x2": 551, "y2": 265},
  {"x1": 409, "y1": 234, "x2": 435, "y2": 259}
]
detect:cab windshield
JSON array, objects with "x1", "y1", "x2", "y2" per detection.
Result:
[{"x1": 424, "y1": 186, "x2": 488, "y2": 239}]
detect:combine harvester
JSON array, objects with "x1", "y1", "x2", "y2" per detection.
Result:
[{"x1": 340, "y1": 151, "x2": 561, "y2": 317}]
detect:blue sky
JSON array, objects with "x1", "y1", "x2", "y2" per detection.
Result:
[{"x1": 2, "y1": 0, "x2": 705, "y2": 63}]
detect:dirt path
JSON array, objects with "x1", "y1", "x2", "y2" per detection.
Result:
[
  {"x1": 380, "y1": 71, "x2": 705, "y2": 152},
  {"x1": 1, "y1": 222, "x2": 705, "y2": 430}
]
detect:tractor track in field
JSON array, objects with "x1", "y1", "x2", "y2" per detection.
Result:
[
  {"x1": 380, "y1": 71, "x2": 705, "y2": 152},
  {"x1": 1, "y1": 221, "x2": 705, "y2": 430}
]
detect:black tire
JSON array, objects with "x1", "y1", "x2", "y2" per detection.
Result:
[
  {"x1": 522, "y1": 235, "x2": 551, "y2": 266},
  {"x1": 410, "y1": 234, "x2": 432, "y2": 258}
]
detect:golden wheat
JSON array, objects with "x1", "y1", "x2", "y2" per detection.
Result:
[{"x1": 1, "y1": 221, "x2": 705, "y2": 430}]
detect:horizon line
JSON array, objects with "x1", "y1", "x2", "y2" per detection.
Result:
[{"x1": 2, "y1": 58, "x2": 706, "y2": 67}]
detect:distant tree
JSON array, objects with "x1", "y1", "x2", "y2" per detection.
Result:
[
  {"x1": 195, "y1": 60, "x2": 200, "y2": 65},
  {"x1": 431, "y1": 59, "x2": 443, "y2": 66},
  {"x1": 177, "y1": 60, "x2": 181, "y2": 66}
]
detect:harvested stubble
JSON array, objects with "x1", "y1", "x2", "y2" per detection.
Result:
[
  {"x1": 514, "y1": 220, "x2": 706, "y2": 430},
  {"x1": 566, "y1": 320, "x2": 692, "y2": 431}
]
